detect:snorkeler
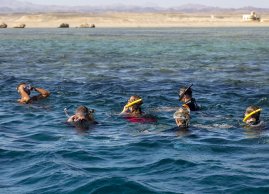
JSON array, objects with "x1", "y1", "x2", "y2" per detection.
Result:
[
  {"x1": 17, "y1": 82, "x2": 50, "y2": 104},
  {"x1": 120, "y1": 96, "x2": 157, "y2": 123},
  {"x1": 243, "y1": 105, "x2": 264, "y2": 128},
  {"x1": 120, "y1": 95, "x2": 143, "y2": 116},
  {"x1": 66, "y1": 106, "x2": 98, "y2": 129},
  {"x1": 178, "y1": 84, "x2": 199, "y2": 111},
  {"x1": 173, "y1": 106, "x2": 190, "y2": 129}
]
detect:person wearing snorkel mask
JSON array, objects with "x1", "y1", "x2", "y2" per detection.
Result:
[
  {"x1": 120, "y1": 96, "x2": 157, "y2": 123},
  {"x1": 178, "y1": 84, "x2": 199, "y2": 111},
  {"x1": 66, "y1": 106, "x2": 98, "y2": 129},
  {"x1": 120, "y1": 96, "x2": 143, "y2": 116},
  {"x1": 243, "y1": 105, "x2": 265, "y2": 129},
  {"x1": 17, "y1": 82, "x2": 50, "y2": 104},
  {"x1": 173, "y1": 106, "x2": 190, "y2": 129}
]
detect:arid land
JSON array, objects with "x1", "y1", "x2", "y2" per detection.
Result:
[{"x1": 1, "y1": 12, "x2": 269, "y2": 28}]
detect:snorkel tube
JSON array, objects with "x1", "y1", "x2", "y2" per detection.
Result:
[
  {"x1": 243, "y1": 109, "x2": 262, "y2": 123},
  {"x1": 64, "y1": 107, "x2": 71, "y2": 118},
  {"x1": 125, "y1": 99, "x2": 143, "y2": 108},
  {"x1": 179, "y1": 83, "x2": 193, "y2": 101}
]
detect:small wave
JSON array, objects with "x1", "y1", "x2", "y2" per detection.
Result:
[
  {"x1": 22, "y1": 133, "x2": 61, "y2": 142},
  {"x1": 194, "y1": 123, "x2": 234, "y2": 130},
  {"x1": 125, "y1": 139, "x2": 172, "y2": 150},
  {"x1": 55, "y1": 150, "x2": 105, "y2": 163},
  {"x1": 0, "y1": 148, "x2": 32, "y2": 159},
  {"x1": 69, "y1": 177, "x2": 160, "y2": 194},
  {"x1": 234, "y1": 186, "x2": 269, "y2": 193},
  {"x1": 149, "y1": 106, "x2": 178, "y2": 113},
  {"x1": 198, "y1": 174, "x2": 269, "y2": 193},
  {"x1": 145, "y1": 158, "x2": 197, "y2": 170}
]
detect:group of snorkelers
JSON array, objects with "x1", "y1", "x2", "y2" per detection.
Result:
[{"x1": 17, "y1": 82, "x2": 265, "y2": 130}]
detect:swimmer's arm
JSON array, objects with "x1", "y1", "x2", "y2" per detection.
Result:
[
  {"x1": 34, "y1": 87, "x2": 50, "y2": 97},
  {"x1": 67, "y1": 115, "x2": 76, "y2": 123},
  {"x1": 18, "y1": 85, "x2": 31, "y2": 103},
  {"x1": 120, "y1": 106, "x2": 129, "y2": 115},
  {"x1": 31, "y1": 87, "x2": 50, "y2": 100}
]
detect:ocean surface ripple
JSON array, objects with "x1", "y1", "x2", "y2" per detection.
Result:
[{"x1": 0, "y1": 28, "x2": 269, "y2": 194}]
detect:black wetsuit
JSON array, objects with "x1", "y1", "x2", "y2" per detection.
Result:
[{"x1": 184, "y1": 98, "x2": 199, "y2": 111}]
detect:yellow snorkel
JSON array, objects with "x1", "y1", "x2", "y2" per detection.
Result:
[
  {"x1": 125, "y1": 99, "x2": 142, "y2": 108},
  {"x1": 243, "y1": 109, "x2": 262, "y2": 122}
]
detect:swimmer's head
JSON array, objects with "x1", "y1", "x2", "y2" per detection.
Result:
[
  {"x1": 17, "y1": 82, "x2": 31, "y2": 95},
  {"x1": 127, "y1": 95, "x2": 143, "y2": 113},
  {"x1": 244, "y1": 105, "x2": 261, "y2": 125},
  {"x1": 178, "y1": 84, "x2": 193, "y2": 101},
  {"x1": 173, "y1": 106, "x2": 190, "y2": 128},
  {"x1": 17, "y1": 83, "x2": 26, "y2": 91},
  {"x1": 76, "y1": 106, "x2": 95, "y2": 120}
]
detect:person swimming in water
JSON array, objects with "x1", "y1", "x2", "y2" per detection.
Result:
[
  {"x1": 120, "y1": 96, "x2": 157, "y2": 123},
  {"x1": 173, "y1": 106, "x2": 191, "y2": 129},
  {"x1": 243, "y1": 105, "x2": 264, "y2": 129},
  {"x1": 66, "y1": 106, "x2": 97, "y2": 129},
  {"x1": 17, "y1": 82, "x2": 50, "y2": 104},
  {"x1": 178, "y1": 84, "x2": 199, "y2": 111},
  {"x1": 120, "y1": 95, "x2": 143, "y2": 117}
]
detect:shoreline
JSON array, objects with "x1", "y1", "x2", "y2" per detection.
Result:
[{"x1": 1, "y1": 12, "x2": 269, "y2": 28}]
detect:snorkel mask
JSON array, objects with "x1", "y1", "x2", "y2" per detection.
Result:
[
  {"x1": 243, "y1": 108, "x2": 262, "y2": 123},
  {"x1": 17, "y1": 83, "x2": 31, "y2": 95},
  {"x1": 64, "y1": 106, "x2": 95, "y2": 119},
  {"x1": 89, "y1": 109, "x2": 95, "y2": 114},
  {"x1": 76, "y1": 109, "x2": 95, "y2": 122},
  {"x1": 24, "y1": 84, "x2": 32, "y2": 95},
  {"x1": 87, "y1": 109, "x2": 95, "y2": 118},
  {"x1": 178, "y1": 83, "x2": 193, "y2": 101},
  {"x1": 173, "y1": 108, "x2": 190, "y2": 128}
]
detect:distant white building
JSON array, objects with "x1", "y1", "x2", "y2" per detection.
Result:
[{"x1": 243, "y1": 11, "x2": 260, "y2": 21}]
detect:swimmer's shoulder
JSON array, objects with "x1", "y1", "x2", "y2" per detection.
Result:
[{"x1": 247, "y1": 121, "x2": 266, "y2": 129}]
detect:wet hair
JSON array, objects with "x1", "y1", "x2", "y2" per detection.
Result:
[
  {"x1": 245, "y1": 105, "x2": 260, "y2": 122},
  {"x1": 76, "y1": 106, "x2": 90, "y2": 116},
  {"x1": 16, "y1": 82, "x2": 26, "y2": 90},
  {"x1": 17, "y1": 82, "x2": 32, "y2": 95},
  {"x1": 128, "y1": 95, "x2": 143, "y2": 113},
  {"x1": 129, "y1": 95, "x2": 143, "y2": 105}
]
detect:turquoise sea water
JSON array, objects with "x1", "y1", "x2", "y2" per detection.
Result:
[{"x1": 0, "y1": 28, "x2": 269, "y2": 193}]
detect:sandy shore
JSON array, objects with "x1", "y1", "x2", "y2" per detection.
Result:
[{"x1": 1, "y1": 12, "x2": 269, "y2": 28}]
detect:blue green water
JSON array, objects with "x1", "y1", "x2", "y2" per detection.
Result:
[{"x1": 0, "y1": 28, "x2": 269, "y2": 193}]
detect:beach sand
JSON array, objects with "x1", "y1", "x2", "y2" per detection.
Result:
[{"x1": 0, "y1": 12, "x2": 269, "y2": 28}]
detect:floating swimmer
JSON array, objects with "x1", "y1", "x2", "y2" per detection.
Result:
[
  {"x1": 173, "y1": 106, "x2": 191, "y2": 129},
  {"x1": 66, "y1": 106, "x2": 98, "y2": 129},
  {"x1": 17, "y1": 82, "x2": 50, "y2": 104},
  {"x1": 163, "y1": 106, "x2": 191, "y2": 135},
  {"x1": 178, "y1": 84, "x2": 199, "y2": 111},
  {"x1": 120, "y1": 96, "x2": 157, "y2": 123},
  {"x1": 120, "y1": 96, "x2": 143, "y2": 116},
  {"x1": 243, "y1": 105, "x2": 265, "y2": 129}
]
